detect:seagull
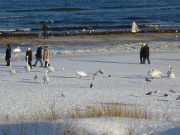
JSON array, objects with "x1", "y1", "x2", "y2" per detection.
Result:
[
  {"x1": 98, "y1": 69, "x2": 104, "y2": 74},
  {"x1": 164, "y1": 94, "x2": 168, "y2": 97},
  {"x1": 34, "y1": 75, "x2": 38, "y2": 80},
  {"x1": 170, "y1": 89, "x2": 176, "y2": 93},
  {"x1": 145, "y1": 78, "x2": 151, "y2": 83},
  {"x1": 9, "y1": 63, "x2": 16, "y2": 76},
  {"x1": 81, "y1": 29, "x2": 85, "y2": 32},
  {"x1": 146, "y1": 91, "x2": 153, "y2": 95},
  {"x1": 12, "y1": 46, "x2": 21, "y2": 53},
  {"x1": 43, "y1": 70, "x2": 49, "y2": 84},
  {"x1": 74, "y1": 70, "x2": 87, "y2": 79},
  {"x1": 90, "y1": 83, "x2": 93, "y2": 88},
  {"x1": 62, "y1": 67, "x2": 65, "y2": 71}
]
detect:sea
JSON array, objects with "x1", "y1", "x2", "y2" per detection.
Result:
[{"x1": 0, "y1": 0, "x2": 180, "y2": 34}]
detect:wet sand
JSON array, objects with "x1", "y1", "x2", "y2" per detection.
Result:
[{"x1": 0, "y1": 33, "x2": 179, "y2": 46}]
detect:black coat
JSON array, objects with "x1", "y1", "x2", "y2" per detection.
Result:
[
  {"x1": 5, "y1": 48, "x2": 11, "y2": 59},
  {"x1": 144, "y1": 46, "x2": 150, "y2": 57},
  {"x1": 36, "y1": 47, "x2": 42, "y2": 59},
  {"x1": 26, "y1": 50, "x2": 32, "y2": 62}
]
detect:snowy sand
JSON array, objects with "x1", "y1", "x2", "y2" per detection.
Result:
[{"x1": 0, "y1": 50, "x2": 180, "y2": 134}]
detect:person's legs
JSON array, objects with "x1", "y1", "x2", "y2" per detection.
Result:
[
  {"x1": 6, "y1": 58, "x2": 10, "y2": 66},
  {"x1": 143, "y1": 57, "x2": 146, "y2": 64},
  {"x1": 40, "y1": 59, "x2": 43, "y2": 67},
  {"x1": 140, "y1": 55, "x2": 143, "y2": 64},
  {"x1": 28, "y1": 61, "x2": 32, "y2": 69},
  {"x1": 33, "y1": 59, "x2": 38, "y2": 66},
  {"x1": 44, "y1": 61, "x2": 47, "y2": 68},
  {"x1": 147, "y1": 57, "x2": 150, "y2": 64}
]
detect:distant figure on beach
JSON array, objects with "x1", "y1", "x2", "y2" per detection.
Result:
[
  {"x1": 5, "y1": 44, "x2": 11, "y2": 66},
  {"x1": 26, "y1": 48, "x2": 32, "y2": 69},
  {"x1": 140, "y1": 43, "x2": 145, "y2": 64},
  {"x1": 131, "y1": 21, "x2": 139, "y2": 34},
  {"x1": 33, "y1": 44, "x2": 43, "y2": 67},
  {"x1": 143, "y1": 44, "x2": 150, "y2": 64},
  {"x1": 43, "y1": 23, "x2": 48, "y2": 39},
  {"x1": 43, "y1": 46, "x2": 50, "y2": 68}
]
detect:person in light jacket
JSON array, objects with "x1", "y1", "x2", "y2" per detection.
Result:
[
  {"x1": 43, "y1": 46, "x2": 50, "y2": 68},
  {"x1": 131, "y1": 21, "x2": 139, "y2": 34}
]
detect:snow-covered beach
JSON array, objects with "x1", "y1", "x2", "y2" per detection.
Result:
[{"x1": 0, "y1": 34, "x2": 180, "y2": 135}]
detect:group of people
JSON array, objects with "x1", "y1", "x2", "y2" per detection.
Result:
[
  {"x1": 140, "y1": 43, "x2": 150, "y2": 64},
  {"x1": 5, "y1": 44, "x2": 51, "y2": 68}
]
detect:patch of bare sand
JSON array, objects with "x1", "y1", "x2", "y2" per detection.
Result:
[{"x1": 0, "y1": 33, "x2": 179, "y2": 46}]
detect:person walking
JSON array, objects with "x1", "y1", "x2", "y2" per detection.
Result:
[
  {"x1": 143, "y1": 44, "x2": 150, "y2": 64},
  {"x1": 131, "y1": 21, "x2": 139, "y2": 34},
  {"x1": 140, "y1": 43, "x2": 145, "y2": 64},
  {"x1": 43, "y1": 23, "x2": 48, "y2": 39},
  {"x1": 33, "y1": 44, "x2": 43, "y2": 67},
  {"x1": 5, "y1": 44, "x2": 11, "y2": 66},
  {"x1": 26, "y1": 48, "x2": 32, "y2": 69},
  {"x1": 43, "y1": 46, "x2": 50, "y2": 68}
]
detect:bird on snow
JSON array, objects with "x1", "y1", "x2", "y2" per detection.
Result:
[
  {"x1": 24, "y1": 56, "x2": 31, "y2": 72},
  {"x1": 170, "y1": 89, "x2": 176, "y2": 93},
  {"x1": 46, "y1": 60, "x2": 55, "y2": 73},
  {"x1": 61, "y1": 93, "x2": 65, "y2": 97},
  {"x1": 34, "y1": 75, "x2": 38, "y2": 80},
  {"x1": 62, "y1": 67, "x2": 65, "y2": 71},
  {"x1": 98, "y1": 69, "x2": 104, "y2": 74},
  {"x1": 164, "y1": 94, "x2": 168, "y2": 97},
  {"x1": 146, "y1": 91, "x2": 153, "y2": 95},
  {"x1": 108, "y1": 75, "x2": 111, "y2": 77},
  {"x1": 9, "y1": 63, "x2": 16, "y2": 76},
  {"x1": 154, "y1": 90, "x2": 159, "y2": 94},
  {"x1": 12, "y1": 46, "x2": 21, "y2": 53},
  {"x1": 92, "y1": 72, "x2": 98, "y2": 79},
  {"x1": 90, "y1": 83, "x2": 93, "y2": 88},
  {"x1": 43, "y1": 70, "x2": 49, "y2": 84},
  {"x1": 74, "y1": 70, "x2": 87, "y2": 79},
  {"x1": 176, "y1": 96, "x2": 180, "y2": 100},
  {"x1": 145, "y1": 78, "x2": 151, "y2": 83},
  {"x1": 167, "y1": 64, "x2": 175, "y2": 79},
  {"x1": 148, "y1": 68, "x2": 162, "y2": 78}
]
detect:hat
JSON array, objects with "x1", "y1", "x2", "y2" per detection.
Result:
[{"x1": 133, "y1": 21, "x2": 135, "y2": 23}]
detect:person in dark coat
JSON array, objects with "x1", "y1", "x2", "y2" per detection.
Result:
[
  {"x1": 143, "y1": 44, "x2": 150, "y2": 64},
  {"x1": 5, "y1": 44, "x2": 11, "y2": 66},
  {"x1": 26, "y1": 48, "x2": 32, "y2": 69},
  {"x1": 140, "y1": 43, "x2": 145, "y2": 64},
  {"x1": 33, "y1": 44, "x2": 43, "y2": 67},
  {"x1": 43, "y1": 23, "x2": 48, "y2": 39}
]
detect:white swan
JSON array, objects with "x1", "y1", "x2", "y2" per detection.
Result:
[
  {"x1": 46, "y1": 60, "x2": 55, "y2": 73},
  {"x1": 74, "y1": 70, "x2": 87, "y2": 79},
  {"x1": 167, "y1": 64, "x2": 175, "y2": 79},
  {"x1": 9, "y1": 63, "x2": 16, "y2": 76},
  {"x1": 13, "y1": 46, "x2": 21, "y2": 53},
  {"x1": 24, "y1": 56, "x2": 31, "y2": 72},
  {"x1": 148, "y1": 68, "x2": 162, "y2": 78},
  {"x1": 43, "y1": 70, "x2": 49, "y2": 84}
]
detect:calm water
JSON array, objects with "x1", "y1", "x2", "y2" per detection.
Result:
[{"x1": 0, "y1": 0, "x2": 180, "y2": 33}]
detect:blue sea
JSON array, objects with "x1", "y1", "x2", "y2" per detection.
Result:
[{"x1": 0, "y1": 0, "x2": 180, "y2": 34}]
